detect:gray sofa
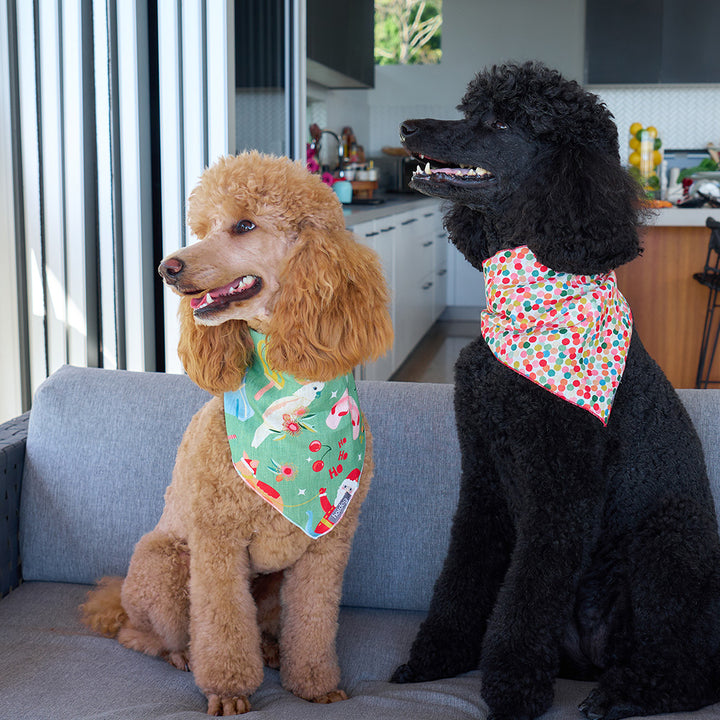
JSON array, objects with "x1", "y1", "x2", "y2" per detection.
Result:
[{"x1": 2, "y1": 364, "x2": 720, "y2": 720}]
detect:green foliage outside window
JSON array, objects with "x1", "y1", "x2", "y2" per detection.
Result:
[{"x1": 375, "y1": 0, "x2": 442, "y2": 65}]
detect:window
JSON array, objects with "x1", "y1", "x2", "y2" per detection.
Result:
[{"x1": 374, "y1": 0, "x2": 442, "y2": 66}]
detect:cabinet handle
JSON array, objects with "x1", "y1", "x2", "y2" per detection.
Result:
[
  {"x1": 365, "y1": 231, "x2": 379, "y2": 237},
  {"x1": 437, "y1": 269, "x2": 447, "y2": 276},
  {"x1": 422, "y1": 281, "x2": 433, "y2": 290},
  {"x1": 422, "y1": 240, "x2": 433, "y2": 247},
  {"x1": 401, "y1": 218, "x2": 418, "y2": 225},
  {"x1": 423, "y1": 212, "x2": 434, "y2": 218},
  {"x1": 380, "y1": 225, "x2": 396, "y2": 232}
]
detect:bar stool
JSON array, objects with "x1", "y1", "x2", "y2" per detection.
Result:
[{"x1": 694, "y1": 217, "x2": 720, "y2": 388}]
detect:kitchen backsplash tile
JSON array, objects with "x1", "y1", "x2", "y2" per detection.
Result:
[
  {"x1": 594, "y1": 85, "x2": 720, "y2": 163},
  {"x1": 370, "y1": 104, "x2": 461, "y2": 154},
  {"x1": 366, "y1": 87, "x2": 720, "y2": 165}
]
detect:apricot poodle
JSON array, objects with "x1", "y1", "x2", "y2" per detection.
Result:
[{"x1": 81, "y1": 152, "x2": 393, "y2": 715}]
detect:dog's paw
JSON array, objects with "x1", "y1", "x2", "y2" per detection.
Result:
[
  {"x1": 390, "y1": 663, "x2": 421, "y2": 683},
  {"x1": 206, "y1": 694, "x2": 251, "y2": 716},
  {"x1": 311, "y1": 689, "x2": 348, "y2": 704},
  {"x1": 579, "y1": 688, "x2": 640, "y2": 720},
  {"x1": 161, "y1": 649, "x2": 190, "y2": 672},
  {"x1": 260, "y1": 631, "x2": 280, "y2": 669}
]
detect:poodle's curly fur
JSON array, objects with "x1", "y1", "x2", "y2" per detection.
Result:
[
  {"x1": 81, "y1": 152, "x2": 393, "y2": 715},
  {"x1": 392, "y1": 62, "x2": 720, "y2": 720}
]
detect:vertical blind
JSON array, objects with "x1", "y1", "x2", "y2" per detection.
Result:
[{"x1": 0, "y1": 0, "x2": 235, "y2": 421}]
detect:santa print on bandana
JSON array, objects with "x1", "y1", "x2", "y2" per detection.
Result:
[
  {"x1": 224, "y1": 330, "x2": 365, "y2": 538},
  {"x1": 481, "y1": 245, "x2": 632, "y2": 425}
]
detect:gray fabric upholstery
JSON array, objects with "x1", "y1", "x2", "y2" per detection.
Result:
[
  {"x1": 19, "y1": 367, "x2": 460, "y2": 612},
  {"x1": 4, "y1": 365, "x2": 720, "y2": 719}
]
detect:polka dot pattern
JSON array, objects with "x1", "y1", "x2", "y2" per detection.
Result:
[{"x1": 481, "y1": 245, "x2": 632, "y2": 425}]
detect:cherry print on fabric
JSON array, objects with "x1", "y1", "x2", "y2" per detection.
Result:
[
  {"x1": 481, "y1": 245, "x2": 632, "y2": 425},
  {"x1": 224, "y1": 330, "x2": 365, "y2": 537}
]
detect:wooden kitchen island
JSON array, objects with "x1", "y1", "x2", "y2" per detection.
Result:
[{"x1": 615, "y1": 208, "x2": 720, "y2": 388}]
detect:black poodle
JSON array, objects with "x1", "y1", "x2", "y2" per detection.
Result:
[{"x1": 392, "y1": 61, "x2": 720, "y2": 720}]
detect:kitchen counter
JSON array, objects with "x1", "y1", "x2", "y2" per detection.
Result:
[
  {"x1": 341, "y1": 192, "x2": 439, "y2": 224},
  {"x1": 647, "y1": 207, "x2": 720, "y2": 226},
  {"x1": 617, "y1": 219, "x2": 719, "y2": 388},
  {"x1": 342, "y1": 195, "x2": 720, "y2": 387},
  {"x1": 343, "y1": 197, "x2": 720, "y2": 228}
]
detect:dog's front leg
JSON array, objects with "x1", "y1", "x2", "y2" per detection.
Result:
[
  {"x1": 278, "y1": 536, "x2": 350, "y2": 704},
  {"x1": 392, "y1": 463, "x2": 513, "y2": 684},
  {"x1": 479, "y1": 484, "x2": 603, "y2": 720},
  {"x1": 188, "y1": 530, "x2": 263, "y2": 715}
]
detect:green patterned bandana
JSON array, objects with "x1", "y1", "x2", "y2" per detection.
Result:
[{"x1": 224, "y1": 330, "x2": 365, "y2": 538}]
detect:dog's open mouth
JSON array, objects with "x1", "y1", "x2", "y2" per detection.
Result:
[
  {"x1": 411, "y1": 154, "x2": 495, "y2": 184},
  {"x1": 189, "y1": 275, "x2": 262, "y2": 314}
]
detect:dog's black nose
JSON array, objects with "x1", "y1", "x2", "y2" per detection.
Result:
[
  {"x1": 400, "y1": 121, "x2": 419, "y2": 140},
  {"x1": 158, "y1": 257, "x2": 184, "y2": 283}
]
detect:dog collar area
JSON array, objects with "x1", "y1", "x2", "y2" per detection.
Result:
[
  {"x1": 480, "y1": 245, "x2": 632, "y2": 425},
  {"x1": 223, "y1": 330, "x2": 366, "y2": 538}
]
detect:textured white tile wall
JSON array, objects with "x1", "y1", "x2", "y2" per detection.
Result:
[
  {"x1": 370, "y1": 103, "x2": 462, "y2": 153},
  {"x1": 365, "y1": 86, "x2": 720, "y2": 164},
  {"x1": 593, "y1": 85, "x2": 720, "y2": 163},
  {"x1": 235, "y1": 89, "x2": 286, "y2": 155}
]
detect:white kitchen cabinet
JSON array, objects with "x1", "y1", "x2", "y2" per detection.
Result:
[
  {"x1": 394, "y1": 211, "x2": 435, "y2": 366},
  {"x1": 447, "y1": 244, "x2": 486, "y2": 309},
  {"x1": 350, "y1": 218, "x2": 396, "y2": 381},
  {"x1": 349, "y1": 200, "x2": 448, "y2": 381},
  {"x1": 428, "y1": 209, "x2": 448, "y2": 321}
]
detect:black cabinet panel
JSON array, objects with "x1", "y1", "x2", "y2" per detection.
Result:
[
  {"x1": 235, "y1": 0, "x2": 284, "y2": 89},
  {"x1": 586, "y1": 0, "x2": 720, "y2": 84},
  {"x1": 235, "y1": 0, "x2": 374, "y2": 89},
  {"x1": 307, "y1": 0, "x2": 374, "y2": 88},
  {"x1": 660, "y1": 2, "x2": 720, "y2": 83}
]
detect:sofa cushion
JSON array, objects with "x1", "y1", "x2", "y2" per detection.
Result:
[
  {"x1": 19, "y1": 367, "x2": 461, "y2": 612},
  {"x1": 19, "y1": 366, "x2": 211, "y2": 585},
  {"x1": 4, "y1": 581, "x2": 720, "y2": 720},
  {"x1": 19, "y1": 366, "x2": 720, "y2": 615},
  {"x1": 672, "y1": 388, "x2": 720, "y2": 519}
]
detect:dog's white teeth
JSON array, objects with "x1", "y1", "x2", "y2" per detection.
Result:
[
  {"x1": 477, "y1": 167, "x2": 489, "y2": 175},
  {"x1": 425, "y1": 162, "x2": 431, "y2": 174},
  {"x1": 467, "y1": 169, "x2": 476, "y2": 176},
  {"x1": 204, "y1": 293, "x2": 212, "y2": 306}
]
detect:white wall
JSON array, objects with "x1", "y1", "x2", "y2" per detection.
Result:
[{"x1": 321, "y1": 0, "x2": 720, "y2": 160}]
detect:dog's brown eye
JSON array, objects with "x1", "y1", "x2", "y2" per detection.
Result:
[
  {"x1": 492, "y1": 120, "x2": 508, "y2": 130},
  {"x1": 233, "y1": 219, "x2": 255, "y2": 234}
]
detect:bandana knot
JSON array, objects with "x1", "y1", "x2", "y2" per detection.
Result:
[{"x1": 481, "y1": 245, "x2": 632, "y2": 425}]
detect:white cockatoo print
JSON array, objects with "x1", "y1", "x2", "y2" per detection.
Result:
[{"x1": 251, "y1": 382, "x2": 325, "y2": 448}]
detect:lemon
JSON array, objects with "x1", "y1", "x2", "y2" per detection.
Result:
[
  {"x1": 629, "y1": 151, "x2": 641, "y2": 167},
  {"x1": 646, "y1": 126, "x2": 658, "y2": 139},
  {"x1": 653, "y1": 149, "x2": 663, "y2": 167},
  {"x1": 629, "y1": 137, "x2": 640, "y2": 151},
  {"x1": 629, "y1": 122, "x2": 643, "y2": 136}
]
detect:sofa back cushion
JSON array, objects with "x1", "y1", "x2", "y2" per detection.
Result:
[
  {"x1": 19, "y1": 366, "x2": 461, "y2": 611},
  {"x1": 19, "y1": 365, "x2": 720, "y2": 613},
  {"x1": 20, "y1": 366, "x2": 210, "y2": 585}
]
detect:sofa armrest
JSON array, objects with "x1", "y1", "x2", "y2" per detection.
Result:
[{"x1": 0, "y1": 412, "x2": 29, "y2": 598}]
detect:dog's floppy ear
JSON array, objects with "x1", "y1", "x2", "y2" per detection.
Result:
[
  {"x1": 266, "y1": 225, "x2": 393, "y2": 381},
  {"x1": 517, "y1": 144, "x2": 643, "y2": 275},
  {"x1": 177, "y1": 297, "x2": 254, "y2": 395}
]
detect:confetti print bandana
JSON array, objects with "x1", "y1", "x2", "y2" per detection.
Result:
[
  {"x1": 481, "y1": 245, "x2": 632, "y2": 425},
  {"x1": 224, "y1": 330, "x2": 365, "y2": 538}
]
